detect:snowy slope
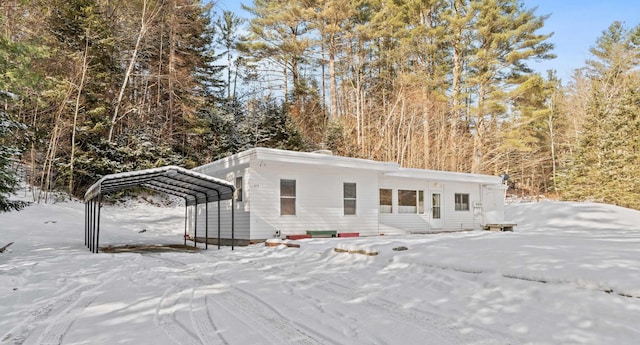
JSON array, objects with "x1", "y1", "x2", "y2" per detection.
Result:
[{"x1": 1, "y1": 198, "x2": 640, "y2": 344}]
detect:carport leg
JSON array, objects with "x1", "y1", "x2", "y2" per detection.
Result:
[
  {"x1": 96, "y1": 194, "x2": 102, "y2": 253},
  {"x1": 194, "y1": 200, "x2": 198, "y2": 248},
  {"x1": 184, "y1": 200, "x2": 187, "y2": 246},
  {"x1": 92, "y1": 200, "x2": 97, "y2": 252},
  {"x1": 85, "y1": 202, "x2": 88, "y2": 247},
  {"x1": 205, "y1": 197, "x2": 209, "y2": 250},
  {"x1": 232, "y1": 198, "x2": 235, "y2": 251},
  {"x1": 87, "y1": 201, "x2": 91, "y2": 250}
]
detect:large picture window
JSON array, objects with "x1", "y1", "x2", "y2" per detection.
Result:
[
  {"x1": 343, "y1": 183, "x2": 356, "y2": 215},
  {"x1": 379, "y1": 189, "x2": 392, "y2": 213},
  {"x1": 280, "y1": 179, "x2": 296, "y2": 215},
  {"x1": 398, "y1": 190, "x2": 417, "y2": 214},
  {"x1": 455, "y1": 193, "x2": 469, "y2": 211}
]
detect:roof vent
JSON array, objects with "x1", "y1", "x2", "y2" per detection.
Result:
[{"x1": 312, "y1": 150, "x2": 333, "y2": 156}]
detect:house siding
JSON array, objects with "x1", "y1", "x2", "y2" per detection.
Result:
[
  {"x1": 248, "y1": 158, "x2": 380, "y2": 238},
  {"x1": 191, "y1": 148, "x2": 505, "y2": 242},
  {"x1": 378, "y1": 177, "x2": 486, "y2": 232},
  {"x1": 191, "y1": 159, "x2": 251, "y2": 240}
]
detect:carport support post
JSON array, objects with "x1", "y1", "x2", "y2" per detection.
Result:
[
  {"x1": 84, "y1": 202, "x2": 88, "y2": 247},
  {"x1": 92, "y1": 199, "x2": 98, "y2": 252},
  {"x1": 96, "y1": 194, "x2": 102, "y2": 253},
  {"x1": 183, "y1": 199, "x2": 187, "y2": 246},
  {"x1": 217, "y1": 190, "x2": 221, "y2": 250},
  {"x1": 205, "y1": 196, "x2": 209, "y2": 250},
  {"x1": 232, "y1": 198, "x2": 235, "y2": 250},
  {"x1": 86, "y1": 201, "x2": 90, "y2": 248},
  {"x1": 194, "y1": 200, "x2": 198, "y2": 248}
]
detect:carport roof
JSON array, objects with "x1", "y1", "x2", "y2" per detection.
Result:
[{"x1": 84, "y1": 165, "x2": 235, "y2": 205}]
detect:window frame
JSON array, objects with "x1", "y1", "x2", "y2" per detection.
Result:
[
  {"x1": 343, "y1": 182, "x2": 357, "y2": 216},
  {"x1": 398, "y1": 189, "x2": 418, "y2": 214},
  {"x1": 235, "y1": 176, "x2": 243, "y2": 202},
  {"x1": 379, "y1": 188, "x2": 393, "y2": 214},
  {"x1": 280, "y1": 179, "x2": 296, "y2": 216},
  {"x1": 454, "y1": 193, "x2": 470, "y2": 211}
]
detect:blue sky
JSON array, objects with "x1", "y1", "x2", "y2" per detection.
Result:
[
  {"x1": 212, "y1": 0, "x2": 640, "y2": 83},
  {"x1": 526, "y1": 0, "x2": 640, "y2": 82}
]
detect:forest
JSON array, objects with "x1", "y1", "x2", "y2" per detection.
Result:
[{"x1": 0, "y1": 0, "x2": 639, "y2": 211}]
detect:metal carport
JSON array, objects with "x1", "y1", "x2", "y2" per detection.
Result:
[{"x1": 84, "y1": 166, "x2": 235, "y2": 253}]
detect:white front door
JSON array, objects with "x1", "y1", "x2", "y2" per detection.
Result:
[{"x1": 430, "y1": 192, "x2": 443, "y2": 229}]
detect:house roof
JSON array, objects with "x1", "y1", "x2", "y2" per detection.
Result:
[
  {"x1": 84, "y1": 165, "x2": 235, "y2": 205},
  {"x1": 195, "y1": 147, "x2": 400, "y2": 173},
  {"x1": 195, "y1": 147, "x2": 503, "y2": 185},
  {"x1": 386, "y1": 168, "x2": 503, "y2": 185}
]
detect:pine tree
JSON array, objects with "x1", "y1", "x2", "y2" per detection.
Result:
[
  {"x1": 216, "y1": 10, "x2": 245, "y2": 100},
  {"x1": 560, "y1": 22, "x2": 640, "y2": 208},
  {"x1": 0, "y1": 109, "x2": 28, "y2": 212},
  {"x1": 0, "y1": 26, "x2": 40, "y2": 211},
  {"x1": 466, "y1": 0, "x2": 554, "y2": 173}
]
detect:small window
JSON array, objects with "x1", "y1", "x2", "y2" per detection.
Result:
[
  {"x1": 418, "y1": 190, "x2": 425, "y2": 214},
  {"x1": 379, "y1": 189, "x2": 392, "y2": 213},
  {"x1": 398, "y1": 190, "x2": 417, "y2": 214},
  {"x1": 280, "y1": 179, "x2": 296, "y2": 215},
  {"x1": 343, "y1": 183, "x2": 356, "y2": 215},
  {"x1": 455, "y1": 193, "x2": 469, "y2": 211},
  {"x1": 235, "y1": 176, "x2": 243, "y2": 201}
]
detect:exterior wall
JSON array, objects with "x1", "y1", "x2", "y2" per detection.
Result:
[
  {"x1": 191, "y1": 148, "x2": 506, "y2": 242},
  {"x1": 378, "y1": 176, "x2": 488, "y2": 233},
  {"x1": 190, "y1": 157, "x2": 251, "y2": 240},
  {"x1": 441, "y1": 181, "x2": 483, "y2": 230},
  {"x1": 378, "y1": 176, "x2": 431, "y2": 233},
  {"x1": 248, "y1": 157, "x2": 381, "y2": 238},
  {"x1": 482, "y1": 185, "x2": 506, "y2": 223}
]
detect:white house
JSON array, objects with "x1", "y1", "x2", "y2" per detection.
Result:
[{"x1": 190, "y1": 148, "x2": 507, "y2": 244}]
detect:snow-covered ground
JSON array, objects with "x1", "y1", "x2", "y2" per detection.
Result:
[{"x1": 1, "y1": 196, "x2": 640, "y2": 344}]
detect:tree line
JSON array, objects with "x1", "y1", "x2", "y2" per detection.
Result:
[{"x1": 0, "y1": 0, "x2": 639, "y2": 210}]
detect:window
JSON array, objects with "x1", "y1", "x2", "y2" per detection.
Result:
[
  {"x1": 280, "y1": 179, "x2": 296, "y2": 215},
  {"x1": 418, "y1": 190, "x2": 425, "y2": 214},
  {"x1": 455, "y1": 193, "x2": 469, "y2": 211},
  {"x1": 379, "y1": 189, "x2": 392, "y2": 213},
  {"x1": 343, "y1": 183, "x2": 356, "y2": 215},
  {"x1": 398, "y1": 190, "x2": 417, "y2": 213},
  {"x1": 235, "y1": 176, "x2": 243, "y2": 201}
]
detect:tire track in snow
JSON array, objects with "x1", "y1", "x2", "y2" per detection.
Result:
[
  {"x1": 1, "y1": 271, "x2": 117, "y2": 345},
  {"x1": 215, "y1": 250, "x2": 518, "y2": 344},
  {"x1": 316, "y1": 277, "x2": 519, "y2": 345},
  {"x1": 145, "y1": 253, "x2": 227, "y2": 345},
  {"x1": 190, "y1": 287, "x2": 228, "y2": 345},
  {"x1": 36, "y1": 295, "x2": 97, "y2": 345},
  {"x1": 155, "y1": 285, "x2": 203, "y2": 345},
  {"x1": 207, "y1": 276, "x2": 338, "y2": 345}
]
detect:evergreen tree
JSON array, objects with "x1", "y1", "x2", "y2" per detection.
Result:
[
  {"x1": 0, "y1": 108, "x2": 28, "y2": 212},
  {"x1": 0, "y1": 26, "x2": 41, "y2": 211},
  {"x1": 467, "y1": 0, "x2": 554, "y2": 173},
  {"x1": 560, "y1": 22, "x2": 640, "y2": 208},
  {"x1": 216, "y1": 10, "x2": 246, "y2": 100}
]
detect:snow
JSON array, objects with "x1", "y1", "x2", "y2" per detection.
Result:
[{"x1": 2, "y1": 197, "x2": 640, "y2": 344}]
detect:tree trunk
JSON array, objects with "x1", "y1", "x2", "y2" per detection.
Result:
[
  {"x1": 472, "y1": 83, "x2": 486, "y2": 174},
  {"x1": 69, "y1": 29, "x2": 90, "y2": 194},
  {"x1": 108, "y1": 0, "x2": 155, "y2": 142},
  {"x1": 328, "y1": 45, "x2": 337, "y2": 122}
]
